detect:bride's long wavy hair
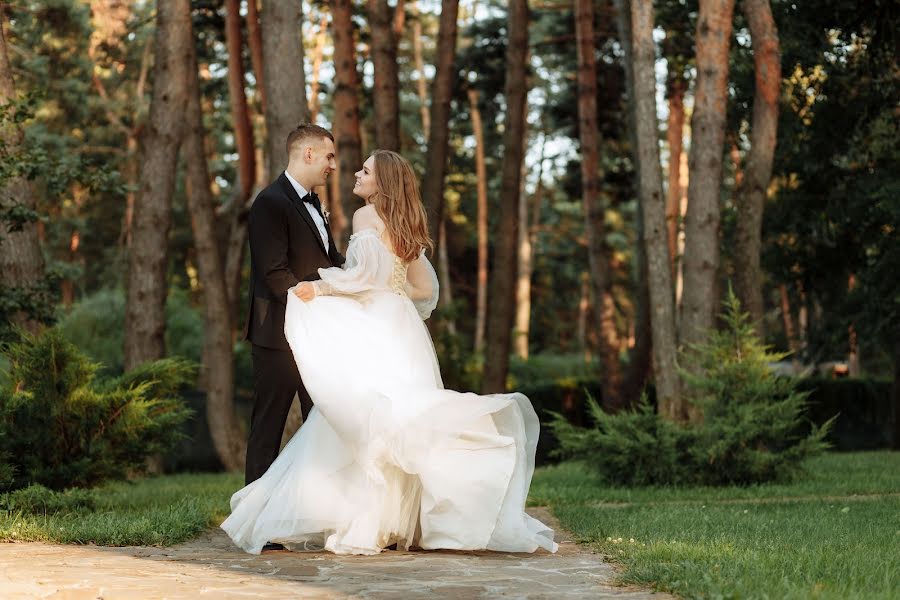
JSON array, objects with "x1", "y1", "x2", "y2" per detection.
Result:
[{"x1": 368, "y1": 149, "x2": 433, "y2": 263}]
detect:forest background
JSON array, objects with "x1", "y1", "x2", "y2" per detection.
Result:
[{"x1": 0, "y1": 0, "x2": 896, "y2": 472}]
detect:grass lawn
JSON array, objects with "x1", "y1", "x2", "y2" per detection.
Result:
[
  {"x1": 0, "y1": 472, "x2": 242, "y2": 546},
  {"x1": 2, "y1": 452, "x2": 897, "y2": 599},
  {"x1": 530, "y1": 451, "x2": 900, "y2": 600}
]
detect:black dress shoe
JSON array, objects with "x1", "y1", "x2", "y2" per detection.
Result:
[
  {"x1": 262, "y1": 542, "x2": 285, "y2": 552},
  {"x1": 385, "y1": 543, "x2": 398, "y2": 551}
]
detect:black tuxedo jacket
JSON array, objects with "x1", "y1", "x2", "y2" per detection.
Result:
[{"x1": 243, "y1": 173, "x2": 344, "y2": 350}]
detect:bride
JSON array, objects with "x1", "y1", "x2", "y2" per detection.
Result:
[{"x1": 220, "y1": 150, "x2": 557, "y2": 556}]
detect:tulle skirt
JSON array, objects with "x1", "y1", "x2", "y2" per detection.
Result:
[{"x1": 220, "y1": 291, "x2": 557, "y2": 555}]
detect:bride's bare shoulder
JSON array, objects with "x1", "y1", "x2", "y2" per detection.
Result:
[{"x1": 352, "y1": 204, "x2": 384, "y2": 233}]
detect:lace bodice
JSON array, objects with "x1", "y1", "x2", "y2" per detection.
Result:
[
  {"x1": 309, "y1": 228, "x2": 439, "y2": 319},
  {"x1": 390, "y1": 259, "x2": 409, "y2": 295}
]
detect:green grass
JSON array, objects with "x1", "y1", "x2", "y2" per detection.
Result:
[
  {"x1": 531, "y1": 451, "x2": 900, "y2": 599},
  {"x1": 0, "y1": 472, "x2": 242, "y2": 546},
  {"x1": 2, "y1": 452, "x2": 898, "y2": 600}
]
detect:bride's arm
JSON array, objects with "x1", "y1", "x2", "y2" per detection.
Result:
[
  {"x1": 405, "y1": 252, "x2": 439, "y2": 319},
  {"x1": 294, "y1": 206, "x2": 383, "y2": 300}
]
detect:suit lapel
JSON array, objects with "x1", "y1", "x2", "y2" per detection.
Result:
[{"x1": 278, "y1": 173, "x2": 328, "y2": 257}]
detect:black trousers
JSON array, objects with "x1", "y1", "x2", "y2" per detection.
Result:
[{"x1": 245, "y1": 344, "x2": 314, "y2": 485}]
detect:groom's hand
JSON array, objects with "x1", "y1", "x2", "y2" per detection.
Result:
[{"x1": 294, "y1": 282, "x2": 316, "y2": 302}]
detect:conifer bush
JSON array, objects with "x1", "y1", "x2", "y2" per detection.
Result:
[
  {"x1": 0, "y1": 328, "x2": 194, "y2": 491},
  {"x1": 549, "y1": 291, "x2": 835, "y2": 486}
]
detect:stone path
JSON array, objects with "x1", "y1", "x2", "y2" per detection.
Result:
[{"x1": 0, "y1": 508, "x2": 670, "y2": 599}]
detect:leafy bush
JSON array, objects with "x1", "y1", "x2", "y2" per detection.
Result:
[
  {"x1": 55, "y1": 287, "x2": 203, "y2": 376},
  {"x1": 0, "y1": 328, "x2": 194, "y2": 490},
  {"x1": 0, "y1": 483, "x2": 96, "y2": 514},
  {"x1": 509, "y1": 353, "x2": 599, "y2": 389},
  {"x1": 549, "y1": 291, "x2": 835, "y2": 486}
]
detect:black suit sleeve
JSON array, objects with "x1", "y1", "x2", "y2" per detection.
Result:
[{"x1": 248, "y1": 194, "x2": 300, "y2": 301}]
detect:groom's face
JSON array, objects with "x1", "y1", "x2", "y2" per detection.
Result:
[{"x1": 305, "y1": 137, "x2": 337, "y2": 187}]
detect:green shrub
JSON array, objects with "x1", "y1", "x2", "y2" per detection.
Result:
[
  {"x1": 0, "y1": 328, "x2": 194, "y2": 491},
  {"x1": 55, "y1": 287, "x2": 203, "y2": 376},
  {"x1": 0, "y1": 483, "x2": 96, "y2": 514},
  {"x1": 509, "y1": 354, "x2": 599, "y2": 389},
  {"x1": 549, "y1": 291, "x2": 835, "y2": 486}
]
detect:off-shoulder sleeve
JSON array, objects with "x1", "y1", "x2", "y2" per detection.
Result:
[
  {"x1": 405, "y1": 251, "x2": 439, "y2": 320},
  {"x1": 312, "y1": 229, "x2": 385, "y2": 297}
]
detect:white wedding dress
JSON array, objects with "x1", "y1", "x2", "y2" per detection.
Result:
[{"x1": 220, "y1": 228, "x2": 557, "y2": 555}]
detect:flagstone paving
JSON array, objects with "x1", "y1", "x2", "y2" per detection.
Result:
[{"x1": 0, "y1": 508, "x2": 671, "y2": 599}]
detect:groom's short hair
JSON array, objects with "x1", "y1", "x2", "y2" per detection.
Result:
[{"x1": 286, "y1": 123, "x2": 334, "y2": 155}]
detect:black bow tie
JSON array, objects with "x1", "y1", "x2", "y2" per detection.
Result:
[{"x1": 302, "y1": 191, "x2": 322, "y2": 213}]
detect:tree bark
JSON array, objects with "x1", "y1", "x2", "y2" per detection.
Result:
[
  {"x1": 332, "y1": 0, "x2": 364, "y2": 249},
  {"x1": 482, "y1": 0, "x2": 528, "y2": 394},
  {"x1": 183, "y1": 20, "x2": 246, "y2": 472},
  {"x1": 421, "y1": 0, "x2": 459, "y2": 248},
  {"x1": 221, "y1": 0, "x2": 258, "y2": 325},
  {"x1": 412, "y1": 2, "x2": 430, "y2": 140},
  {"x1": 469, "y1": 87, "x2": 489, "y2": 354},
  {"x1": 733, "y1": 0, "x2": 780, "y2": 334},
  {"x1": 261, "y1": 0, "x2": 309, "y2": 178},
  {"x1": 224, "y1": 0, "x2": 256, "y2": 200},
  {"x1": 630, "y1": 0, "x2": 683, "y2": 419},
  {"x1": 436, "y1": 221, "x2": 456, "y2": 334},
  {"x1": 413, "y1": 1, "x2": 457, "y2": 336},
  {"x1": 367, "y1": 0, "x2": 401, "y2": 151},
  {"x1": 514, "y1": 140, "x2": 544, "y2": 359},
  {"x1": 614, "y1": 0, "x2": 652, "y2": 406},
  {"x1": 575, "y1": 0, "x2": 623, "y2": 409},
  {"x1": 124, "y1": 0, "x2": 191, "y2": 370},
  {"x1": 0, "y1": 5, "x2": 45, "y2": 333},
  {"x1": 665, "y1": 74, "x2": 686, "y2": 278},
  {"x1": 679, "y1": 0, "x2": 735, "y2": 351},
  {"x1": 246, "y1": 0, "x2": 265, "y2": 117}
]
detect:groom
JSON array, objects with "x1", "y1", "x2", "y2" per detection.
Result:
[{"x1": 243, "y1": 123, "x2": 343, "y2": 487}]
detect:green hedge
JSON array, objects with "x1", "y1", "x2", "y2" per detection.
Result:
[{"x1": 521, "y1": 377, "x2": 893, "y2": 465}]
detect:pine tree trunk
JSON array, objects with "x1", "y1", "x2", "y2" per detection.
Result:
[
  {"x1": 513, "y1": 137, "x2": 545, "y2": 360},
  {"x1": 469, "y1": 87, "x2": 489, "y2": 354},
  {"x1": 436, "y1": 221, "x2": 456, "y2": 334},
  {"x1": 421, "y1": 0, "x2": 459, "y2": 248},
  {"x1": 222, "y1": 0, "x2": 258, "y2": 326},
  {"x1": 332, "y1": 0, "x2": 364, "y2": 249},
  {"x1": 630, "y1": 0, "x2": 683, "y2": 419},
  {"x1": 680, "y1": 0, "x2": 735, "y2": 352},
  {"x1": 124, "y1": 0, "x2": 191, "y2": 370},
  {"x1": 514, "y1": 170, "x2": 532, "y2": 359},
  {"x1": 575, "y1": 0, "x2": 623, "y2": 410},
  {"x1": 246, "y1": 0, "x2": 265, "y2": 117},
  {"x1": 614, "y1": 0, "x2": 652, "y2": 406},
  {"x1": 261, "y1": 0, "x2": 308, "y2": 178},
  {"x1": 183, "y1": 25, "x2": 246, "y2": 472},
  {"x1": 224, "y1": 0, "x2": 256, "y2": 200},
  {"x1": 412, "y1": 2, "x2": 430, "y2": 140},
  {"x1": 665, "y1": 75, "x2": 686, "y2": 278},
  {"x1": 367, "y1": 0, "x2": 401, "y2": 151},
  {"x1": 733, "y1": 0, "x2": 780, "y2": 334},
  {"x1": 0, "y1": 9, "x2": 45, "y2": 333},
  {"x1": 482, "y1": 0, "x2": 528, "y2": 394}
]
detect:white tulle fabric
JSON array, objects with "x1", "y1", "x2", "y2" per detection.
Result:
[{"x1": 220, "y1": 229, "x2": 557, "y2": 555}]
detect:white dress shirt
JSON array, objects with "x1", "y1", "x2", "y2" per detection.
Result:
[{"x1": 284, "y1": 171, "x2": 329, "y2": 250}]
